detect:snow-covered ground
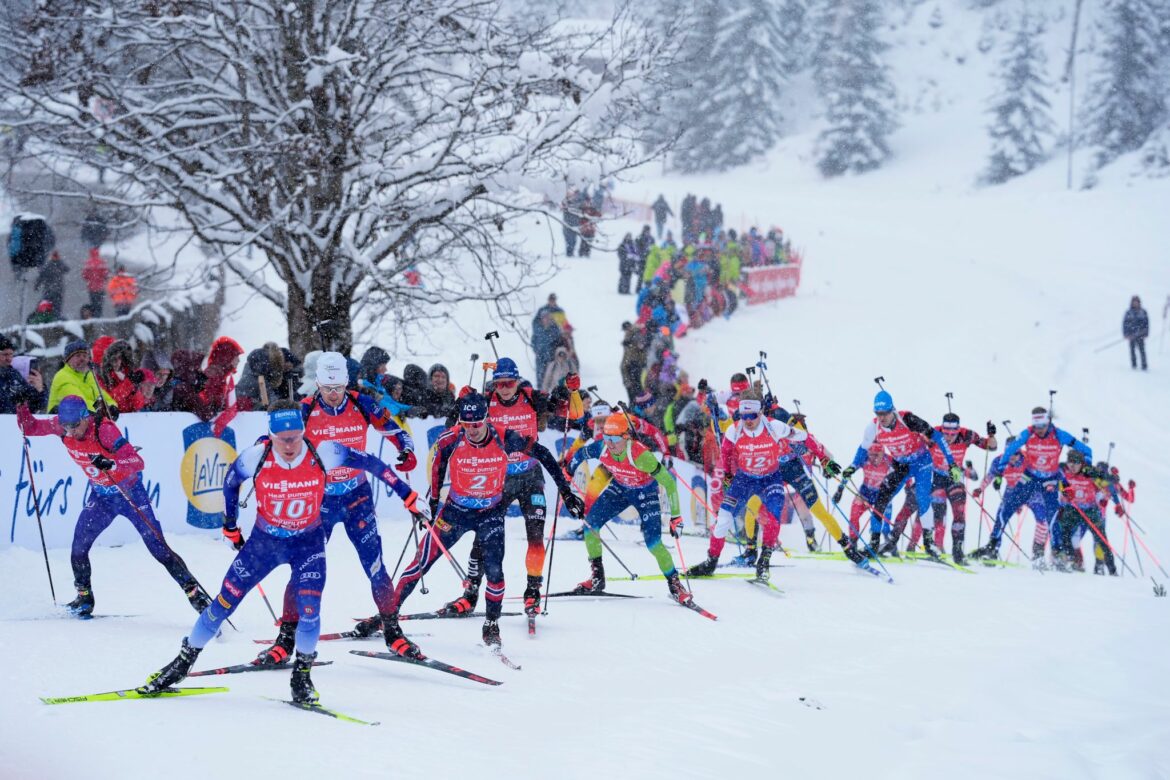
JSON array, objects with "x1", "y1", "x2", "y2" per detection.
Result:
[{"x1": 4, "y1": 2, "x2": 1170, "y2": 777}]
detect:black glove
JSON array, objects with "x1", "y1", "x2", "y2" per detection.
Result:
[
  {"x1": 821, "y1": 458, "x2": 842, "y2": 479},
  {"x1": 89, "y1": 454, "x2": 116, "y2": 471},
  {"x1": 832, "y1": 485, "x2": 845, "y2": 505},
  {"x1": 763, "y1": 392, "x2": 775, "y2": 410},
  {"x1": 841, "y1": 465, "x2": 857, "y2": 480},
  {"x1": 106, "y1": 405, "x2": 120, "y2": 421},
  {"x1": 429, "y1": 498, "x2": 440, "y2": 519},
  {"x1": 986, "y1": 420, "x2": 997, "y2": 436},
  {"x1": 562, "y1": 491, "x2": 585, "y2": 519}
]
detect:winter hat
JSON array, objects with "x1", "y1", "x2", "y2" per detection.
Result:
[
  {"x1": 298, "y1": 351, "x2": 322, "y2": 396},
  {"x1": 873, "y1": 391, "x2": 895, "y2": 413},
  {"x1": 492, "y1": 357, "x2": 520, "y2": 380},
  {"x1": 36, "y1": 300, "x2": 53, "y2": 313},
  {"x1": 1067, "y1": 449, "x2": 1086, "y2": 465},
  {"x1": 738, "y1": 399, "x2": 762, "y2": 416},
  {"x1": 0, "y1": 334, "x2": 14, "y2": 352},
  {"x1": 57, "y1": 396, "x2": 91, "y2": 426},
  {"x1": 316, "y1": 352, "x2": 348, "y2": 386},
  {"x1": 206, "y1": 336, "x2": 244, "y2": 369},
  {"x1": 268, "y1": 407, "x2": 305, "y2": 434},
  {"x1": 63, "y1": 339, "x2": 89, "y2": 361},
  {"x1": 1030, "y1": 407, "x2": 1050, "y2": 427},
  {"x1": 429, "y1": 363, "x2": 450, "y2": 380},
  {"x1": 590, "y1": 401, "x2": 612, "y2": 419},
  {"x1": 458, "y1": 393, "x2": 489, "y2": 423}
]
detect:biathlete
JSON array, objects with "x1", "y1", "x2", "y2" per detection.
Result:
[
  {"x1": 17, "y1": 397, "x2": 211, "y2": 618},
  {"x1": 139, "y1": 401, "x2": 426, "y2": 703},
  {"x1": 567, "y1": 413, "x2": 691, "y2": 601},
  {"x1": 258, "y1": 352, "x2": 416, "y2": 663},
  {"x1": 971, "y1": 407, "x2": 1091, "y2": 561},
  {"x1": 380, "y1": 393, "x2": 584, "y2": 657}
]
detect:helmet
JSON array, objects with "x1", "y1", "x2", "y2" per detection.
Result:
[
  {"x1": 602, "y1": 413, "x2": 630, "y2": 437},
  {"x1": 873, "y1": 391, "x2": 895, "y2": 413},
  {"x1": 316, "y1": 352, "x2": 348, "y2": 386},
  {"x1": 458, "y1": 393, "x2": 489, "y2": 423},
  {"x1": 57, "y1": 396, "x2": 91, "y2": 426},
  {"x1": 492, "y1": 357, "x2": 520, "y2": 380}
]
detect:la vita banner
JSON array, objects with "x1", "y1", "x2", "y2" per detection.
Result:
[{"x1": 0, "y1": 412, "x2": 714, "y2": 550}]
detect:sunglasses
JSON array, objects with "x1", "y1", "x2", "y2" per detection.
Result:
[
  {"x1": 739, "y1": 413, "x2": 759, "y2": 421},
  {"x1": 494, "y1": 379, "x2": 518, "y2": 389},
  {"x1": 319, "y1": 384, "x2": 346, "y2": 393},
  {"x1": 603, "y1": 434, "x2": 624, "y2": 444},
  {"x1": 461, "y1": 419, "x2": 487, "y2": 428}
]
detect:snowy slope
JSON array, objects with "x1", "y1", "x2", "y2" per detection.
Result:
[{"x1": 4, "y1": 3, "x2": 1170, "y2": 778}]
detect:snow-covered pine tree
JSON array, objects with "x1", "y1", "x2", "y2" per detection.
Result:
[
  {"x1": 982, "y1": 14, "x2": 1056, "y2": 184},
  {"x1": 643, "y1": 0, "x2": 720, "y2": 161},
  {"x1": 673, "y1": 0, "x2": 793, "y2": 172},
  {"x1": 1082, "y1": 0, "x2": 1169, "y2": 169},
  {"x1": 813, "y1": 0, "x2": 898, "y2": 177}
]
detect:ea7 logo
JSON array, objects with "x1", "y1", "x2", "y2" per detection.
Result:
[{"x1": 232, "y1": 560, "x2": 250, "y2": 578}]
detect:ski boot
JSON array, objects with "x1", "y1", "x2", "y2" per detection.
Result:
[
  {"x1": 482, "y1": 619, "x2": 501, "y2": 648},
  {"x1": 1071, "y1": 550, "x2": 1085, "y2": 572},
  {"x1": 684, "y1": 555, "x2": 719, "y2": 577},
  {"x1": 67, "y1": 587, "x2": 95, "y2": 618},
  {"x1": 754, "y1": 547, "x2": 774, "y2": 581},
  {"x1": 184, "y1": 582, "x2": 212, "y2": 613},
  {"x1": 869, "y1": 531, "x2": 883, "y2": 555},
  {"x1": 877, "y1": 537, "x2": 900, "y2": 557},
  {"x1": 523, "y1": 575, "x2": 542, "y2": 616},
  {"x1": 255, "y1": 620, "x2": 298, "y2": 666},
  {"x1": 804, "y1": 530, "x2": 819, "y2": 552},
  {"x1": 665, "y1": 572, "x2": 693, "y2": 605},
  {"x1": 437, "y1": 578, "x2": 480, "y2": 617},
  {"x1": 728, "y1": 547, "x2": 758, "y2": 567},
  {"x1": 921, "y1": 536, "x2": 942, "y2": 562},
  {"x1": 290, "y1": 651, "x2": 319, "y2": 704},
  {"x1": 951, "y1": 545, "x2": 966, "y2": 566},
  {"x1": 382, "y1": 613, "x2": 424, "y2": 660},
  {"x1": 351, "y1": 615, "x2": 382, "y2": 638},
  {"x1": 838, "y1": 535, "x2": 866, "y2": 564},
  {"x1": 140, "y1": 638, "x2": 201, "y2": 693},
  {"x1": 969, "y1": 539, "x2": 1000, "y2": 561},
  {"x1": 572, "y1": 557, "x2": 606, "y2": 594},
  {"x1": 1093, "y1": 560, "x2": 1104, "y2": 576}
]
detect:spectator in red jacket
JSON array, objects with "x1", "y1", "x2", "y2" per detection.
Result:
[
  {"x1": 98, "y1": 338, "x2": 146, "y2": 411},
  {"x1": 81, "y1": 248, "x2": 110, "y2": 316}
]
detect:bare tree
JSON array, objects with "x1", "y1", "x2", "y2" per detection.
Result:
[{"x1": 1, "y1": 0, "x2": 669, "y2": 354}]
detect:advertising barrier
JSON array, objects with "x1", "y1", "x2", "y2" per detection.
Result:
[
  {"x1": 741, "y1": 263, "x2": 801, "y2": 305},
  {"x1": 1, "y1": 412, "x2": 711, "y2": 551}
]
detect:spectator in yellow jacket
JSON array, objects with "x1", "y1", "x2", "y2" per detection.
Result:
[{"x1": 46, "y1": 340, "x2": 116, "y2": 413}]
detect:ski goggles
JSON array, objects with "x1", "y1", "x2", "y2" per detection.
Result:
[
  {"x1": 461, "y1": 418, "x2": 488, "y2": 431},
  {"x1": 603, "y1": 434, "x2": 624, "y2": 445},
  {"x1": 493, "y1": 379, "x2": 518, "y2": 389},
  {"x1": 318, "y1": 383, "x2": 346, "y2": 395},
  {"x1": 738, "y1": 412, "x2": 760, "y2": 421}
]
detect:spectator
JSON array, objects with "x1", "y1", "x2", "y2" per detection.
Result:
[
  {"x1": 358, "y1": 346, "x2": 390, "y2": 385},
  {"x1": 651, "y1": 194, "x2": 673, "y2": 240},
  {"x1": 99, "y1": 338, "x2": 146, "y2": 411},
  {"x1": 1123, "y1": 295, "x2": 1149, "y2": 371},
  {"x1": 26, "y1": 299, "x2": 57, "y2": 325},
  {"x1": 108, "y1": 264, "x2": 139, "y2": 316},
  {"x1": 532, "y1": 309, "x2": 566, "y2": 387},
  {"x1": 535, "y1": 292, "x2": 565, "y2": 326},
  {"x1": 79, "y1": 304, "x2": 95, "y2": 320},
  {"x1": 577, "y1": 199, "x2": 598, "y2": 258},
  {"x1": 620, "y1": 321, "x2": 650, "y2": 405},
  {"x1": 0, "y1": 334, "x2": 47, "y2": 413},
  {"x1": 561, "y1": 189, "x2": 581, "y2": 257},
  {"x1": 416, "y1": 363, "x2": 456, "y2": 419},
  {"x1": 135, "y1": 368, "x2": 159, "y2": 410},
  {"x1": 697, "y1": 198, "x2": 713, "y2": 239},
  {"x1": 46, "y1": 340, "x2": 115, "y2": 413},
  {"x1": 617, "y1": 232, "x2": 637, "y2": 295},
  {"x1": 172, "y1": 336, "x2": 243, "y2": 422},
  {"x1": 634, "y1": 225, "x2": 654, "y2": 292},
  {"x1": 34, "y1": 250, "x2": 68, "y2": 316},
  {"x1": 401, "y1": 363, "x2": 429, "y2": 411},
  {"x1": 142, "y1": 351, "x2": 176, "y2": 411},
  {"x1": 541, "y1": 345, "x2": 577, "y2": 394},
  {"x1": 81, "y1": 247, "x2": 109, "y2": 316},
  {"x1": 680, "y1": 194, "x2": 696, "y2": 244},
  {"x1": 713, "y1": 203, "x2": 724, "y2": 233},
  {"x1": 295, "y1": 350, "x2": 321, "y2": 399},
  {"x1": 169, "y1": 349, "x2": 208, "y2": 417},
  {"x1": 236, "y1": 342, "x2": 296, "y2": 410},
  {"x1": 80, "y1": 207, "x2": 110, "y2": 249}
]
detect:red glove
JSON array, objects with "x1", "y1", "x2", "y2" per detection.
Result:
[
  {"x1": 972, "y1": 487, "x2": 983, "y2": 498},
  {"x1": 397, "y1": 450, "x2": 417, "y2": 472},
  {"x1": 1128, "y1": 479, "x2": 1136, "y2": 492},
  {"x1": 669, "y1": 515, "x2": 683, "y2": 538},
  {"x1": 16, "y1": 403, "x2": 35, "y2": 435},
  {"x1": 565, "y1": 373, "x2": 580, "y2": 392},
  {"x1": 459, "y1": 385, "x2": 475, "y2": 398},
  {"x1": 1114, "y1": 504, "x2": 1124, "y2": 517},
  {"x1": 222, "y1": 525, "x2": 244, "y2": 550},
  {"x1": 404, "y1": 491, "x2": 422, "y2": 515}
]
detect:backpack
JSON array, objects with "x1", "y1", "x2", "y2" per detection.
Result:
[{"x1": 8, "y1": 215, "x2": 52, "y2": 269}]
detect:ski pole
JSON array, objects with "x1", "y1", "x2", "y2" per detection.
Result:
[
  {"x1": 542, "y1": 409, "x2": 574, "y2": 615},
  {"x1": 389, "y1": 517, "x2": 416, "y2": 580},
  {"x1": 1092, "y1": 336, "x2": 1126, "y2": 353},
  {"x1": 944, "y1": 392, "x2": 953, "y2": 414},
  {"x1": 1002, "y1": 419, "x2": 1014, "y2": 437},
  {"x1": 484, "y1": 331, "x2": 500, "y2": 361},
  {"x1": 466, "y1": 353, "x2": 479, "y2": 389},
  {"x1": 417, "y1": 504, "x2": 469, "y2": 583},
  {"x1": 968, "y1": 490, "x2": 1032, "y2": 561},
  {"x1": 1120, "y1": 505, "x2": 1168, "y2": 578},
  {"x1": 1059, "y1": 495, "x2": 1136, "y2": 577},
  {"x1": 667, "y1": 465, "x2": 718, "y2": 516},
  {"x1": 255, "y1": 583, "x2": 279, "y2": 625},
  {"x1": 411, "y1": 522, "x2": 429, "y2": 595},
  {"x1": 755, "y1": 351, "x2": 775, "y2": 399},
  {"x1": 1048, "y1": 389, "x2": 1057, "y2": 421},
  {"x1": 822, "y1": 472, "x2": 894, "y2": 581},
  {"x1": 596, "y1": 532, "x2": 638, "y2": 579},
  {"x1": 21, "y1": 437, "x2": 57, "y2": 605}
]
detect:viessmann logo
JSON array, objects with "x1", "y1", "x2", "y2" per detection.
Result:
[{"x1": 278, "y1": 480, "x2": 319, "y2": 491}]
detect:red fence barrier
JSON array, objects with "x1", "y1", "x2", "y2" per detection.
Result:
[{"x1": 741, "y1": 262, "x2": 801, "y2": 305}]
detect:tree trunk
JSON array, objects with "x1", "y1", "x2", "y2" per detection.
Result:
[{"x1": 286, "y1": 281, "x2": 355, "y2": 357}]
